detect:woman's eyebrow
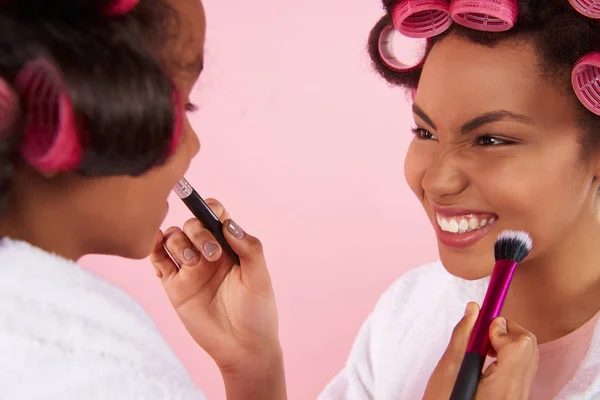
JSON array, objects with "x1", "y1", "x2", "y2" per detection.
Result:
[
  {"x1": 412, "y1": 103, "x2": 534, "y2": 133},
  {"x1": 459, "y1": 110, "x2": 534, "y2": 134}
]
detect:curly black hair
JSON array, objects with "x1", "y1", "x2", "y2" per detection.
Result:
[
  {"x1": 0, "y1": 0, "x2": 181, "y2": 211},
  {"x1": 367, "y1": 0, "x2": 600, "y2": 152}
]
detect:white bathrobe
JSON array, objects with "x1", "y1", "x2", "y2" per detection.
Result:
[
  {"x1": 319, "y1": 262, "x2": 600, "y2": 400},
  {"x1": 0, "y1": 238, "x2": 206, "y2": 400}
]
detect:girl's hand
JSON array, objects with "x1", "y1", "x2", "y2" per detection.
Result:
[{"x1": 150, "y1": 199, "x2": 286, "y2": 400}]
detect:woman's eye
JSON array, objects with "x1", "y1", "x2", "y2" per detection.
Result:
[
  {"x1": 411, "y1": 127, "x2": 437, "y2": 141},
  {"x1": 476, "y1": 135, "x2": 509, "y2": 146}
]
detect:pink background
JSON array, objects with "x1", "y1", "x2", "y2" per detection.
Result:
[{"x1": 82, "y1": 0, "x2": 438, "y2": 398}]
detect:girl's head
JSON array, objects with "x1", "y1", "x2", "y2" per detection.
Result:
[
  {"x1": 368, "y1": 0, "x2": 600, "y2": 279},
  {"x1": 0, "y1": 0, "x2": 205, "y2": 260}
]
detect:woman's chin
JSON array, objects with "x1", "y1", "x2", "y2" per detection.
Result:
[{"x1": 438, "y1": 248, "x2": 495, "y2": 281}]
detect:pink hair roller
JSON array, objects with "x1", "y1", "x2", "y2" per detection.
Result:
[
  {"x1": 102, "y1": 0, "x2": 139, "y2": 16},
  {"x1": 572, "y1": 53, "x2": 600, "y2": 117},
  {"x1": 450, "y1": 0, "x2": 518, "y2": 32},
  {"x1": 0, "y1": 0, "x2": 139, "y2": 15},
  {"x1": 14, "y1": 58, "x2": 184, "y2": 172},
  {"x1": 378, "y1": 24, "x2": 429, "y2": 71},
  {"x1": 391, "y1": 0, "x2": 452, "y2": 38},
  {"x1": 15, "y1": 58, "x2": 84, "y2": 173},
  {"x1": 569, "y1": 0, "x2": 600, "y2": 18},
  {"x1": 0, "y1": 78, "x2": 20, "y2": 141},
  {"x1": 167, "y1": 87, "x2": 184, "y2": 156}
]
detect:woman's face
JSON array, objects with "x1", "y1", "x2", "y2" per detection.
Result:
[{"x1": 404, "y1": 34, "x2": 600, "y2": 279}]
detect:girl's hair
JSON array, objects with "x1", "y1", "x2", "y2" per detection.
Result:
[
  {"x1": 0, "y1": 0, "x2": 180, "y2": 211},
  {"x1": 367, "y1": 0, "x2": 600, "y2": 152}
]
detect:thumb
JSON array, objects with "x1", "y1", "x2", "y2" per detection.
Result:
[{"x1": 222, "y1": 219, "x2": 272, "y2": 292}]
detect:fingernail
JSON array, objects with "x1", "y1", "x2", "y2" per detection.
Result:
[
  {"x1": 203, "y1": 241, "x2": 219, "y2": 258},
  {"x1": 227, "y1": 220, "x2": 245, "y2": 239},
  {"x1": 155, "y1": 269, "x2": 163, "y2": 278},
  {"x1": 464, "y1": 303, "x2": 472, "y2": 316},
  {"x1": 183, "y1": 248, "x2": 197, "y2": 261},
  {"x1": 498, "y1": 317, "x2": 507, "y2": 331}
]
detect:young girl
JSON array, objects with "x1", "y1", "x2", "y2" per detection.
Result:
[
  {"x1": 156, "y1": 0, "x2": 600, "y2": 398},
  {"x1": 0, "y1": 0, "x2": 281, "y2": 398}
]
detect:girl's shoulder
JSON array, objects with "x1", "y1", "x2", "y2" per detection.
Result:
[{"x1": 0, "y1": 238, "x2": 204, "y2": 399}]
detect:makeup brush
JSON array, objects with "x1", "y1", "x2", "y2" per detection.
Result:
[
  {"x1": 173, "y1": 177, "x2": 240, "y2": 265},
  {"x1": 449, "y1": 230, "x2": 533, "y2": 400}
]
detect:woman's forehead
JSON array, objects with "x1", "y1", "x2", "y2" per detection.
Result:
[{"x1": 416, "y1": 36, "x2": 577, "y2": 130}]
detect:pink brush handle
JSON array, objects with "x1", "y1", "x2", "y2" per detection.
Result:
[{"x1": 466, "y1": 258, "x2": 517, "y2": 356}]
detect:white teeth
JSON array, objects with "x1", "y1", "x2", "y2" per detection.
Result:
[
  {"x1": 469, "y1": 217, "x2": 479, "y2": 230},
  {"x1": 436, "y1": 214, "x2": 497, "y2": 234},
  {"x1": 441, "y1": 219, "x2": 449, "y2": 231},
  {"x1": 449, "y1": 219, "x2": 459, "y2": 233}
]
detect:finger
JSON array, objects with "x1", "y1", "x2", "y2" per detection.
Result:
[
  {"x1": 182, "y1": 218, "x2": 224, "y2": 263},
  {"x1": 222, "y1": 219, "x2": 272, "y2": 292},
  {"x1": 204, "y1": 198, "x2": 232, "y2": 223},
  {"x1": 149, "y1": 230, "x2": 179, "y2": 281},
  {"x1": 440, "y1": 302, "x2": 481, "y2": 366},
  {"x1": 421, "y1": 302, "x2": 480, "y2": 400},
  {"x1": 486, "y1": 318, "x2": 539, "y2": 380},
  {"x1": 163, "y1": 226, "x2": 202, "y2": 266},
  {"x1": 479, "y1": 318, "x2": 539, "y2": 398},
  {"x1": 489, "y1": 318, "x2": 538, "y2": 365}
]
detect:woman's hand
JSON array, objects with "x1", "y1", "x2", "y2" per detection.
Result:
[
  {"x1": 423, "y1": 303, "x2": 539, "y2": 400},
  {"x1": 150, "y1": 199, "x2": 286, "y2": 400}
]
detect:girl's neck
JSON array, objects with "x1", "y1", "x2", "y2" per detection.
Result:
[
  {"x1": 503, "y1": 217, "x2": 600, "y2": 344},
  {"x1": 0, "y1": 205, "x2": 85, "y2": 262}
]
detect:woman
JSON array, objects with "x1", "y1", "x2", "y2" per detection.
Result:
[{"x1": 156, "y1": 0, "x2": 600, "y2": 398}]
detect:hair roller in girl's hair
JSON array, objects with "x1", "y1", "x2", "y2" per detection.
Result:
[
  {"x1": 450, "y1": 0, "x2": 518, "y2": 32},
  {"x1": 0, "y1": 78, "x2": 20, "y2": 141},
  {"x1": 14, "y1": 58, "x2": 84, "y2": 173},
  {"x1": 572, "y1": 53, "x2": 600, "y2": 117},
  {"x1": 166, "y1": 87, "x2": 184, "y2": 157},
  {"x1": 391, "y1": 0, "x2": 452, "y2": 38},
  {"x1": 568, "y1": 0, "x2": 600, "y2": 18},
  {"x1": 0, "y1": 0, "x2": 139, "y2": 15},
  {"x1": 103, "y1": 0, "x2": 139, "y2": 16},
  {"x1": 12, "y1": 55, "x2": 183, "y2": 174}
]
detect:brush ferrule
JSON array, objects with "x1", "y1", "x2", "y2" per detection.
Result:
[
  {"x1": 466, "y1": 259, "x2": 518, "y2": 356},
  {"x1": 173, "y1": 177, "x2": 193, "y2": 199}
]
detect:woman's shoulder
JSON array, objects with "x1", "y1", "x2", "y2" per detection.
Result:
[
  {"x1": 382, "y1": 260, "x2": 487, "y2": 304},
  {"x1": 368, "y1": 260, "x2": 489, "y2": 330}
]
